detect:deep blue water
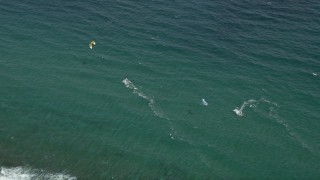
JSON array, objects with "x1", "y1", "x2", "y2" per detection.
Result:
[{"x1": 0, "y1": 0, "x2": 320, "y2": 179}]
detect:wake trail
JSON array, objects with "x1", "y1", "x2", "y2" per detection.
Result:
[
  {"x1": 233, "y1": 98, "x2": 313, "y2": 153},
  {"x1": 122, "y1": 78, "x2": 177, "y2": 139},
  {"x1": 122, "y1": 78, "x2": 165, "y2": 118}
]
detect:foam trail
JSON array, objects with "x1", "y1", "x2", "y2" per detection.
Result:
[
  {"x1": 0, "y1": 166, "x2": 76, "y2": 180},
  {"x1": 122, "y1": 78, "x2": 164, "y2": 118}
]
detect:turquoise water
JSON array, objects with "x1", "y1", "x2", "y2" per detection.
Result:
[{"x1": 1, "y1": 0, "x2": 320, "y2": 179}]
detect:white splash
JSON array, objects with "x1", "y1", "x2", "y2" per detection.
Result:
[
  {"x1": 233, "y1": 99, "x2": 257, "y2": 117},
  {"x1": 0, "y1": 166, "x2": 76, "y2": 180},
  {"x1": 312, "y1": 72, "x2": 317, "y2": 76},
  {"x1": 201, "y1": 98, "x2": 208, "y2": 106},
  {"x1": 233, "y1": 108, "x2": 243, "y2": 116}
]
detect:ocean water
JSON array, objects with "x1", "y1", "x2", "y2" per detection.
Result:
[{"x1": 1, "y1": 0, "x2": 320, "y2": 179}]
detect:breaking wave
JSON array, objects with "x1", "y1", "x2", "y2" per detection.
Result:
[{"x1": 0, "y1": 166, "x2": 76, "y2": 180}]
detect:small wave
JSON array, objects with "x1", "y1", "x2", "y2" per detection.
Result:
[{"x1": 0, "y1": 166, "x2": 76, "y2": 180}]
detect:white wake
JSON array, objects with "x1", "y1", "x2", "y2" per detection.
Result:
[{"x1": 122, "y1": 78, "x2": 164, "y2": 118}]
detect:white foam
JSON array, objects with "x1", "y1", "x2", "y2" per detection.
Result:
[
  {"x1": 0, "y1": 166, "x2": 76, "y2": 180},
  {"x1": 312, "y1": 72, "x2": 317, "y2": 76}
]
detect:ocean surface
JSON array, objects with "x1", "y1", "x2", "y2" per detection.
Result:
[{"x1": 1, "y1": 0, "x2": 320, "y2": 179}]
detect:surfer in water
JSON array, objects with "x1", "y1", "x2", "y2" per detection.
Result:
[
  {"x1": 202, "y1": 98, "x2": 208, "y2": 106},
  {"x1": 89, "y1": 40, "x2": 96, "y2": 49}
]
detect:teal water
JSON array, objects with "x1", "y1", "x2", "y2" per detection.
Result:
[{"x1": 1, "y1": 0, "x2": 320, "y2": 179}]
